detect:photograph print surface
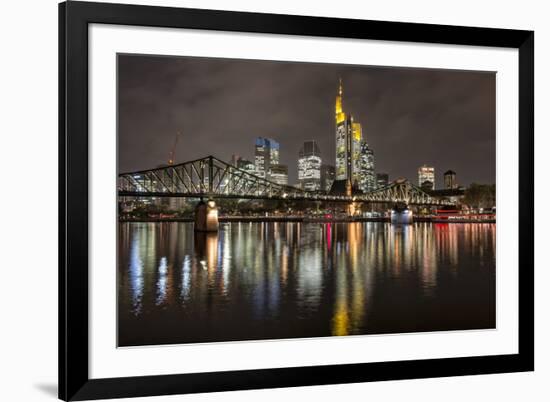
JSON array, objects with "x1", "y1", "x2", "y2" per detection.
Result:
[{"x1": 117, "y1": 54, "x2": 496, "y2": 347}]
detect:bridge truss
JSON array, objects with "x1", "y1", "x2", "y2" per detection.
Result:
[
  {"x1": 366, "y1": 180, "x2": 449, "y2": 205},
  {"x1": 118, "y1": 156, "x2": 453, "y2": 206}
]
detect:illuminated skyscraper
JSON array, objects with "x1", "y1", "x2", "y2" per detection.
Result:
[
  {"x1": 444, "y1": 170, "x2": 457, "y2": 189},
  {"x1": 269, "y1": 164, "x2": 288, "y2": 186},
  {"x1": 298, "y1": 140, "x2": 322, "y2": 191},
  {"x1": 236, "y1": 157, "x2": 256, "y2": 175},
  {"x1": 333, "y1": 79, "x2": 363, "y2": 194},
  {"x1": 321, "y1": 164, "x2": 335, "y2": 192},
  {"x1": 254, "y1": 137, "x2": 280, "y2": 179},
  {"x1": 376, "y1": 173, "x2": 389, "y2": 188},
  {"x1": 351, "y1": 122, "x2": 363, "y2": 186},
  {"x1": 360, "y1": 141, "x2": 376, "y2": 192},
  {"x1": 418, "y1": 164, "x2": 435, "y2": 190}
]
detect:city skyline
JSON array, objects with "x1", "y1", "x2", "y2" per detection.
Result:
[{"x1": 118, "y1": 54, "x2": 496, "y2": 187}]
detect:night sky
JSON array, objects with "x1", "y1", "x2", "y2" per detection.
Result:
[{"x1": 118, "y1": 54, "x2": 496, "y2": 188}]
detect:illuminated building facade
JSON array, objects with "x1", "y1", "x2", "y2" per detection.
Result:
[
  {"x1": 269, "y1": 164, "x2": 289, "y2": 186},
  {"x1": 444, "y1": 170, "x2": 457, "y2": 189},
  {"x1": 350, "y1": 122, "x2": 363, "y2": 186},
  {"x1": 321, "y1": 164, "x2": 335, "y2": 192},
  {"x1": 254, "y1": 137, "x2": 280, "y2": 180},
  {"x1": 298, "y1": 140, "x2": 322, "y2": 191},
  {"x1": 334, "y1": 79, "x2": 364, "y2": 193},
  {"x1": 376, "y1": 172, "x2": 389, "y2": 188},
  {"x1": 418, "y1": 164, "x2": 435, "y2": 190},
  {"x1": 360, "y1": 141, "x2": 376, "y2": 192},
  {"x1": 236, "y1": 157, "x2": 256, "y2": 175}
]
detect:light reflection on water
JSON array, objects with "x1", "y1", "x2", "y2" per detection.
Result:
[{"x1": 118, "y1": 222, "x2": 496, "y2": 346}]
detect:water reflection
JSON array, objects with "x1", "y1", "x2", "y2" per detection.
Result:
[
  {"x1": 156, "y1": 257, "x2": 168, "y2": 306},
  {"x1": 118, "y1": 222, "x2": 496, "y2": 346},
  {"x1": 180, "y1": 255, "x2": 191, "y2": 302},
  {"x1": 128, "y1": 235, "x2": 143, "y2": 315}
]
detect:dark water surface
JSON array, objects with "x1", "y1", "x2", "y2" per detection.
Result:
[{"x1": 118, "y1": 221, "x2": 496, "y2": 346}]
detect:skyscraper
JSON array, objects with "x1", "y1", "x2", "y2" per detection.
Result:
[
  {"x1": 254, "y1": 137, "x2": 279, "y2": 179},
  {"x1": 376, "y1": 173, "x2": 389, "y2": 188},
  {"x1": 269, "y1": 164, "x2": 289, "y2": 186},
  {"x1": 333, "y1": 79, "x2": 364, "y2": 194},
  {"x1": 350, "y1": 122, "x2": 363, "y2": 187},
  {"x1": 321, "y1": 164, "x2": 335, "y2": 192},
  {"x1": 444, "y1": 170, "x2": 457, "y2": 189},
  {"x1": 418, "y1": 165, "x2": 435, "y2": 190},
  {"x1": 298, "y1": 140, "x2": 322, "y2": 191},
  {"x1": 360, "y1": 141, "x2": 376, "y2": 192},
  {"x1": 236, "y1": 157, "x2": 256, "y2": 175}
]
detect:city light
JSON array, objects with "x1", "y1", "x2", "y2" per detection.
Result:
[
  {"x1": 118, "y1": 80, "x2": 486, "y2": 222},
  {"x1": 117, "y1": 59, "x2": 497, "y2": 347}
]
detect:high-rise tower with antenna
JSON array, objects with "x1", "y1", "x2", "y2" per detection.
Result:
[{"x1": 333, "y1": 79, "x2": 363, "y2": 194}]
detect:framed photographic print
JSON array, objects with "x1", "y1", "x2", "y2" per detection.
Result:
[{"x1": 59, "y1": 1, "x2": 534, "y2": 400}]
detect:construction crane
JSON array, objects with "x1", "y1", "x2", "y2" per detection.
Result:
[{"x1": 168, "y1": 131, "x2": 181, "y2": 165}]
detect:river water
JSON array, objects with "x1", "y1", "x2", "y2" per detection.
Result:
[{"x1": 118, "y1": 221, "x2": 496, "y2": 346}]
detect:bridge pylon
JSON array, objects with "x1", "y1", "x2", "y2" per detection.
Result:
[
  {"x1": 194, "y1": 198, "x2": 219, "y2": 232},
  {"x1": 390, "y1": 203, "x2": 413, "y2": 224}
]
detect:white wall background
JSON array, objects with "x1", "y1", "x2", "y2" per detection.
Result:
[{"x1": 0, "y1": 0, "x2": 546, "y2": 401}]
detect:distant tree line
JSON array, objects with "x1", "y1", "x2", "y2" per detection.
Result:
[{"x1": 463, "y1": 183, "x2": 496, "y2": 209}]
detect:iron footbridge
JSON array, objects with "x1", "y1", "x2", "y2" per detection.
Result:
[{"x1": 118, "y1": 156, "x2": 453, "y2": 206}]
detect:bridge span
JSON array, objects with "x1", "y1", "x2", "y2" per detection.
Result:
[{"x1": 118, "y1": 156, "x2": 454, "y2": 207}]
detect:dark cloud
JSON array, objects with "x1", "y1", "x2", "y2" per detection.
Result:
[{"x1": 118, "y1": 54, "x2": 495, "y2": 188}]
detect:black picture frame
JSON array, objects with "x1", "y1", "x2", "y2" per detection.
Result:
[{"x1": 59, "y1": 1, "x2": 534, "y2": 400}]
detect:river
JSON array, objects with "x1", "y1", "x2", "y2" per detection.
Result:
[{"x1": 118, "y1": 221, "x2": 496, "y2": 346}]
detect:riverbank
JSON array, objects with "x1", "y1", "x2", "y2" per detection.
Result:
[
  {"x1": 119, "y1": 216, "x2": 386, "y2": 223},
  {"x1": 415, "y1": 217, "x2": 496, "y2": 223},
  {"x1": 119, "y1": 216, "x2": 496, "y2": 223}
]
